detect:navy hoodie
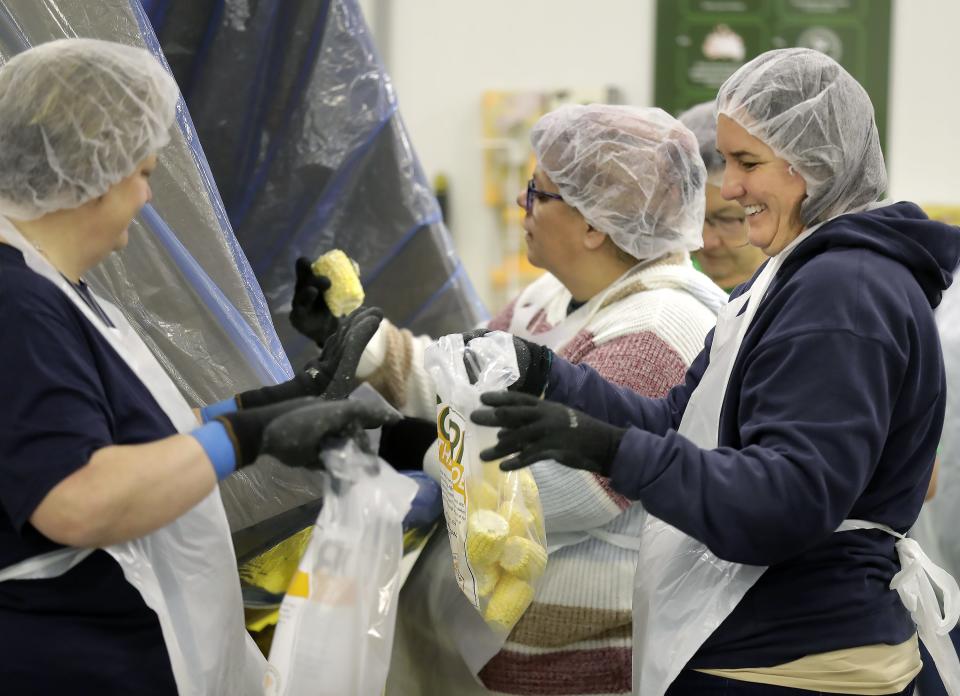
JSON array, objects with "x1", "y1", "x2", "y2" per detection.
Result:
[{"x1": 546, "y1": 202, "x2": 960, "y2": 667}]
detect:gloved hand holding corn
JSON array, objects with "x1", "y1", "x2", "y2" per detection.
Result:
[
  {"x1": 290, "y1": 249, "x2": 365, "y2": 348},
  {"x1": 424, "y1": 331, "x2": 548, "y2": 634},
  {"x1": 310, "y1": 249, "x2": 364, "y2": 317}
]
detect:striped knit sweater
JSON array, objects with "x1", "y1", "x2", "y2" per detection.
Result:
[{"x1": 370, "y1": 255, "x2": 725, "y2": 695}]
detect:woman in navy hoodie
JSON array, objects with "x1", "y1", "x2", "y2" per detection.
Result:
[{"x1": 470, "y1": 48, "x2": 960, "y2": 695}]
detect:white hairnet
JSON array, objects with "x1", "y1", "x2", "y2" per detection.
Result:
[
  {"x1": 0, "y1": 38, "x2": 179, "y2": 220},
  {"x1": 678, "y1": 100, "x2": 723, "y2": 185},
  {"x1": 530, "y1": 104, "x2": 706, "y2": 260},
  {"x1": 717, "y1": 47, "x2": 886, "y2": 226}
]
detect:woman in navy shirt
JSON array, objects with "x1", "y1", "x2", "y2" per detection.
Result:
[{"x1": 0, "y1": 39, "x2": 393, "y2": 694}]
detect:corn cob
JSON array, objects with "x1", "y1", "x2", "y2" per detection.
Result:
[
  {"x1": 499, "y1": 500, "x2": 542, "y2": 539},
  {"x1": 468, "y1": 479, "x2": 500, "y2": 510},
  {"x1": 483, "y1": 574, "x2": 534, "y2": 631},
  {"x1": 516, "y1": 470, "x2": 540, "y2": 508},
  {"x1": 498, "y1": 536, "x2": 548, "y2": 581},
  {"x1": 474, "y1": 563, "x2": 501, "y2": 598},
  {"x1": 465, "y1": 510, "x2": 509, "y2": 566},
  {"x1": 310, "y1": 249, "x2": 364, "y2": 317}
]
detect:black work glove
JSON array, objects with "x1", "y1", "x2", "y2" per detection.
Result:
[
  {"x1": 237, "y1": 307, "x2": 382, "y2": 409},
  {"x1": 461, "y1": 329, "x2": 554, "y2": 396},
  {"x1": 290, "y1": 256, "x2": 339, "y2": 348},
  {"x1": 260, "y1": 398, "x2": 400, "y2": 468},
  {"x1": 471, "y1": 391, "x2": 626, "y2": 475},
  {"x1": 218, "y1": 397, "x2": 399, "y2": 468},
  {"x1": 216, "y1": 397, "x2": 315, "y2": 467}
]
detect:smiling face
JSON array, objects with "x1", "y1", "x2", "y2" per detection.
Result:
[
  {"x1": 693, "y1": 183, "x2": 766, "y2": 289},
  {"x1": 716, "y1": 114, "x2": 807, "y2": 257},
  {"x1": 515, "y1": 166, "x2": 589, "y2": 275}
]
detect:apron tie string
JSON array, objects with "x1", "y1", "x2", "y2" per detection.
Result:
[{"x1": 838, "y1": 518, "x2": 960, "y2": 695}]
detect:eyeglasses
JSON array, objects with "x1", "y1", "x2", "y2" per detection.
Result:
[
  {"x1": 704, "y1": 213, "x2": 747, "y2": 237},
  {"x1": 526, "y1": 178, "x2": 564, "y2": 214}
]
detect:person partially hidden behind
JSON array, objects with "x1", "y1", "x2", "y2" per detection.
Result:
[{"x1": 681, "y1": 100, "x2": 766, "y2": 293}]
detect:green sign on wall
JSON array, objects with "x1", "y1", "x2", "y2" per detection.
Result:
[{"x1": 654, "y1": 0, "x2": 891, "y2": 147}]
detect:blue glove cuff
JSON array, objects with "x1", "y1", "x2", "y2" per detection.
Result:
[
  {"x1": 200, "y1": 397, "x2": 239, "y2": 423},
  {"x1": 190, "y1": 421, "x2": 237, "y2": 480}
]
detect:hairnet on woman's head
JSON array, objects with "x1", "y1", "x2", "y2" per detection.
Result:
[
  {"x1": 678, "y1": 100, "x2": 724, "y2": 184},
  {"x1": 0, "y1": 38, "x2": 179, "y2": 221},
  {"x1": 717, "y1": 47, "x2": 886, "y2": 226},
  {"x1": 531, "y1": 104, "x2": 706, "y2": 260}
]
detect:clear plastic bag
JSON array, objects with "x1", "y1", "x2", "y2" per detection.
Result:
[
  {"x1": 265, "y1": 440, "x2": 417, "y2": 696},
  {"x1": 424, "y1": 331, "x2": 548, "y2": 635}
]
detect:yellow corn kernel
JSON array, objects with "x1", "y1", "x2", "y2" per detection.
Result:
[
  {"x1": 465, "y1": 510, "x2": 509, "y2": 566},
  {"x1": 499, "y1": 501, "x2": 539, "y2": 539},
  {"x1": 311, "y1": 249, "x2": 364, "y2": 317},
  {"x1": 483, "y1": 575, "x2": 534, "y2": 632},
  {"x1": 517, "y1": 470, "x2": 540, "y2": 508},
  {"x1": 498, "y1": 536, "x2": 547, "y2": 582},
  {"x1": 474, "y1": 563, "x2": 501, "y2": 598},
  {"x1": 468, "y1": 480, "x2": 500, "y2": 510}
]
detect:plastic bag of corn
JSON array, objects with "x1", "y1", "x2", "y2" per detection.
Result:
[{"x1": 424, "y1": 331, "x2": 548, "y2": 635}]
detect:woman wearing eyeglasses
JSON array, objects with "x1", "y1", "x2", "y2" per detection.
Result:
[
  {"x1": 681, "y1": 100, "x2": 766, "y2": 293},
  {"x1": 293, "y1": 104, "x2": 727, "y2": 695}
]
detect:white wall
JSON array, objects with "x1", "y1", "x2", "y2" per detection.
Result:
[
  {"x1": 887, "y1": 0, "x2": 960, "y2": 204},
  {"x1": 361, "y1": 0, "x2": 960, "y2": 309},
  {"x1": 360, "y1": 0, "x2": 656, "y2": 308}
]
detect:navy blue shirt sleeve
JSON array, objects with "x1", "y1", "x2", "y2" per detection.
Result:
[
  {"x1": 0, "y1": 285, "x2": 114, "y2": 531},
  {"x1": 608, "y1": 326, "x2": 912, "y2": 566},
  {"x1": 545, "y1": 329, "x2": 712, "y2": 435}
]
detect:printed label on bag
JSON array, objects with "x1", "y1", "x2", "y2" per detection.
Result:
[
  {"x1": 438, "y1": 405, "x2": 467, "y2": 498},
  {"x1": 437, "y1": 403, "x2": 479, "y2": 606}
]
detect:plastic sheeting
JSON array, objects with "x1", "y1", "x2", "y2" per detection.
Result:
[
  {"x1": 0, "y1": 0, "x2": 485, "y2": 558},
  {"x1": 149, "y1": 0, "x2": 487, "y2": 554},
  {"x1": 147, "y1": 0, "x2": 488, "y2": 372},
  {"x1": 0, "y1": 0, "x2": 292, "y2": 406},
  {"x1": 0, "y1": 0, "x2": 300, "y2": 558}
]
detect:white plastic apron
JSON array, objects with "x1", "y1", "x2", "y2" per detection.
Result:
[
  {"x1": 0, "y1": 217, "x2": 267, "y2": 695},
  {"x1": 632, "y1": 225, "x2": 960, "y2": 695}
]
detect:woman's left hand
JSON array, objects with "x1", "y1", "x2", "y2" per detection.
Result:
[
  {"x1": 302, "y1": 305, "x2": 382, "y2": 401},
  {"x1": 470, "y1": 391, "x2": 626, "y2": 475},
  {"x1": 260, "y1": 399, "x2": 400, "y2": 468}
]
